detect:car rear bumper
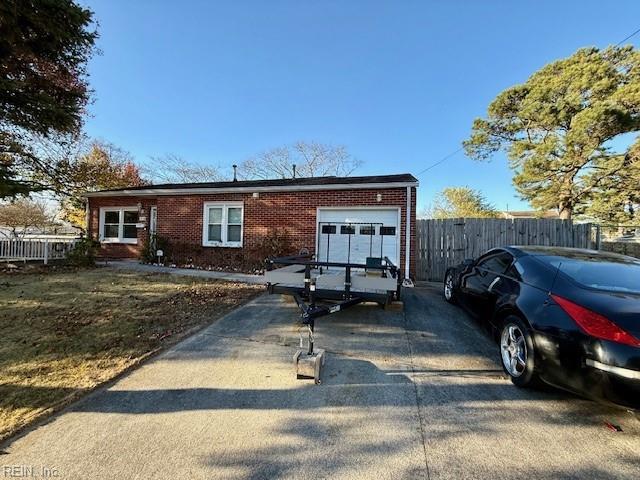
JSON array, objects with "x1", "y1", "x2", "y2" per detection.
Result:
[
  {"x1": 533, "y1": 330, "x2": 640, "y2": 408},
  {"x1": 585, "y1": 359, "x2": 640, "y2": 380},
  {"x1": 584, "y1": 359, "x2": 640, "y2": 408}
]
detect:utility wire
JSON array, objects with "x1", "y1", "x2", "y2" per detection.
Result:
[
  {"x1": 616, "y1": 26, "x2": 640, "y2": 46},
  {"x1": 415, "y1": 147, "x2": 464, "y2": 176},
  {"x1": 415, "y1": 25, "x2": 640, "y2": 179}
]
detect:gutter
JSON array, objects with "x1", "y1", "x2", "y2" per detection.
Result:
[
  {"x1": 404, "y1": 185, "x2": 414, "y2": 285},
  {"x1": 83, "y1": 181, "x2": 419, "y2": 198},
  {"x1": 84, "y1": 201, "x2": 90, "y2": 234}
]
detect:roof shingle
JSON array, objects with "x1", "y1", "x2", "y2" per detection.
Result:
[{"x1": 88, "y1": 173, "x2": 418, "y2": 195}]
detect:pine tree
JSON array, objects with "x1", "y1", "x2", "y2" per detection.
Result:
[{"x1": 464, "y1": 46, "x2": 640, "y2": 219}]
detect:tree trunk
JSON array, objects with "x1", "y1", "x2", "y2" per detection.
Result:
[{"x1": 558, "y1": 204, "x2": 572, "y2": 220}]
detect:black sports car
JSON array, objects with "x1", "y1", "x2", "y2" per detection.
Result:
[{"x1": 443, "y1": 246, "x2": 640, "y2": 407}]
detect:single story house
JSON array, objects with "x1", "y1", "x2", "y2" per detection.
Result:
[{"x1": 84, "y1": 173, "x2": 418, "y2": 279}]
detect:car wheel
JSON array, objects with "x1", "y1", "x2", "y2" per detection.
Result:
[
  {"x1": 443, "y1": 271, "x2": 456, "y2": 304},
  {"x1": 500, "y1": 316, "x2": 538, "y2": 387}
]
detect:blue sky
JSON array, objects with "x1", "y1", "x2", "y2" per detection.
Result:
[{"x1": 81, "y1": 0, "x2": 640, "y2": 213}]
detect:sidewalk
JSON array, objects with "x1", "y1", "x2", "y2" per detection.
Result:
[{"x1": 98, "y1": 259, "x2": 265, "y2": 285}]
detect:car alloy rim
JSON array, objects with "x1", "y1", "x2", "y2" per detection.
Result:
[
  {"x1": 444, "y1": 274, "x2": 453, "y2": 299},
  {"x1": 501, "y1": 324, "x2": 527, "y2": 377}
]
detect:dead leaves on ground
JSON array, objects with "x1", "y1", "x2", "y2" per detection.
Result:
[{"x1": 0, "y1": 269, "x2": 262, "y2": 442}]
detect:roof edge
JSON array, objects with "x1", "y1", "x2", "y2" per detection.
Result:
[{"x1": 84, "y1": 180, "x2": 419, "y2": 198}]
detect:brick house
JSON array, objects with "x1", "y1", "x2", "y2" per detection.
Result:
[{"x1": 85, "y1": 173, "x2": 418, "y2": 279}]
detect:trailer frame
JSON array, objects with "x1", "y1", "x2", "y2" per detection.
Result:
[{"x1": 266, "y1": 254, "x2": 401, "y2": 355}]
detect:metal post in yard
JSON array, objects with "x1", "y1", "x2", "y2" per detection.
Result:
[{"x1": 43, "y1": 239, "x2": 48, "y2": 265}]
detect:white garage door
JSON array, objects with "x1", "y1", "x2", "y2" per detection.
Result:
[{"x1": 316, "y1": 208, "x2": 400, "y2": 267}]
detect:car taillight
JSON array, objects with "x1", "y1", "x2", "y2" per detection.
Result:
[{"x1": 551, "y1": 294, "x2": 640, "y2": 347}]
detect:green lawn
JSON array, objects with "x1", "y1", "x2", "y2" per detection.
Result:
[{"x1": 0, "y1": 268, "x2": 261, "y2": 442}]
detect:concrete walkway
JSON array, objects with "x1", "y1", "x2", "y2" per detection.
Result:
[
  {"x1": 98, "y1": 259, "x2": 265, "y2": 284},
  {"x1": 2, "y1": 286, "x2": 639, "y2": 479}
]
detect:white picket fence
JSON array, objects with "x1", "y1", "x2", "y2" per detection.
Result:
[{"x1": 0, "y1": 236, "x2": 79, "y2": 264}]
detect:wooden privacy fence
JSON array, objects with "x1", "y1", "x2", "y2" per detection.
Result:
[
  {"x1": 416, "y1": 218, "x2": 595, "y2": 282},
  {"x1": 0, "y1": 237, "x2": 79, "y2": 264}
]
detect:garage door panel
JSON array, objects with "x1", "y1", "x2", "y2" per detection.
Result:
[
  {"x1": 317, "y1": 208, "x2": 399, "y2": 266},
  {"x1": 319, "y1": 209, "x2": 397, "y2": 225}
]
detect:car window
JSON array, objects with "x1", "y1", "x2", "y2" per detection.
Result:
[
  {"x1": 539, "y1": 254, "x2": 640, "y2": 294},
  {"x1": 476, "y1": 252, "x2": 513, "y2": 274},
  {"x1": 505, "y1": 263, "x2": 522, "y2": 281}
]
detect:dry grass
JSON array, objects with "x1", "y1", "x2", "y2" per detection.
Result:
[{"x1": 0, "y1": 267, "x2": 261, "y2": 442}]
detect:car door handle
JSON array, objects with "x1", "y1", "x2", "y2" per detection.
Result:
[{"x1": 487, "y1": 277, "x2": 500, "y2": 292}]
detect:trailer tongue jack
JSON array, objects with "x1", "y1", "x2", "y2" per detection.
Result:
[
  {"x1": 265, "y1": 252, "x2": 403, "y2": 384},
  {"x1": 293, "y1": 280, "x2": 325, "y2": 384},
  {"x1": 293, "y1": 320, "x2": 325, "y2": 384},
  {"x1": 291, "y1": 278, "x2": 364, "y2": 384}
]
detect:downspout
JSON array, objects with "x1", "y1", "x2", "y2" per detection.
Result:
[
  {"x1": 84, "y1": 200, "x2": 90, "y2": 238},
  {"x1": 404, "y1": 186, "x2": 414, "y2": 287}
]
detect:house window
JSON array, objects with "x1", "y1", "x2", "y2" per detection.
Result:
[
  {"x1": 203, "y1": 202, "x2": 244, "y2": 247},
  {"x1": 340, "y1": 225, "x2": 355, "y2": 235},
  {"x1": 321, "y1": 225, "x2": 336, "y2": 234},
  {"x1": 103, "y1": 211, "x2": 120, "y2": 239},
  {"x1": 360, "y1": 225, "x2": 375, "y2": 235},
  {"x1": 99, "y1": 207, "x2": 139, "y2": 244},
  {"x1": 208, "y1": 207, "x2": 223, "y2": 242},
  {"x1": 227, "y1": 207, "x2": 242, "y2": 242},
  {"x1": 123, "y1": 211, "x2": 139, "y2": 239},
  {"x1": 380, "y1": 226, "x2": 396, "y2": 236}
]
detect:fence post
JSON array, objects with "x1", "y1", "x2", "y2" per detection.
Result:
[{"x1": 43, "y1": 239, "x2": 48, "y2": 265}]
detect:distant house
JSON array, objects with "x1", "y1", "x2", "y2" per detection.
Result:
[
  {"x1": 500, "y1": 209, "x2": 560, "y2": 220},
  {"x1": 84, "y1": 173, "x2": 418, "y2": 279}
]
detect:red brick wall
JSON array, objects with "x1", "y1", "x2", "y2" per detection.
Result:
[
  {"x1": 88, "y1": 186, "x2": 417, "y2": 277},
  {"x1": 87, "y1": 196, "x2": 156, "y2": 259}
]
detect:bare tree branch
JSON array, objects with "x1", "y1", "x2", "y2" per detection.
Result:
[
  {"x1": 0, "y1": 198, "x2": 56, "y2": 238},
  {"x1": 143, "y1": 154, "x2": 223, "y2": 183},
  {"x1": 239, "y1": 141, "x2": 362, "y2": 180}
]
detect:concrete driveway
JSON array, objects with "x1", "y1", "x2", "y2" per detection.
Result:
[{"x1": 2, "y1": 285, "x2": 639, "y2": 479}]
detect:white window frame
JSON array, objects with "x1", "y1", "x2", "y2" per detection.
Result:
[
  {"x1": 202, "y1": 202, "x2": 244, "y2": 248},
  {"x1": 99, "y1": 207, "x2": 139, "y2": 244}
]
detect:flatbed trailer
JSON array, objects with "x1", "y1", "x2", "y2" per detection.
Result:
[{"x1": 265, "y1": 253, "x2": 402, "y2": 383}]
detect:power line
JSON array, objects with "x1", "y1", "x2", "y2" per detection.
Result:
[
  {"x1": 616, "y1": 26, "x2": 640, "y2": 46},
  {"x1": 415, "y1": 147, "x2": 464, "y2": 176},
  {"x1": 415, "y1": 26, "x2": 640, "y2": 179}
]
